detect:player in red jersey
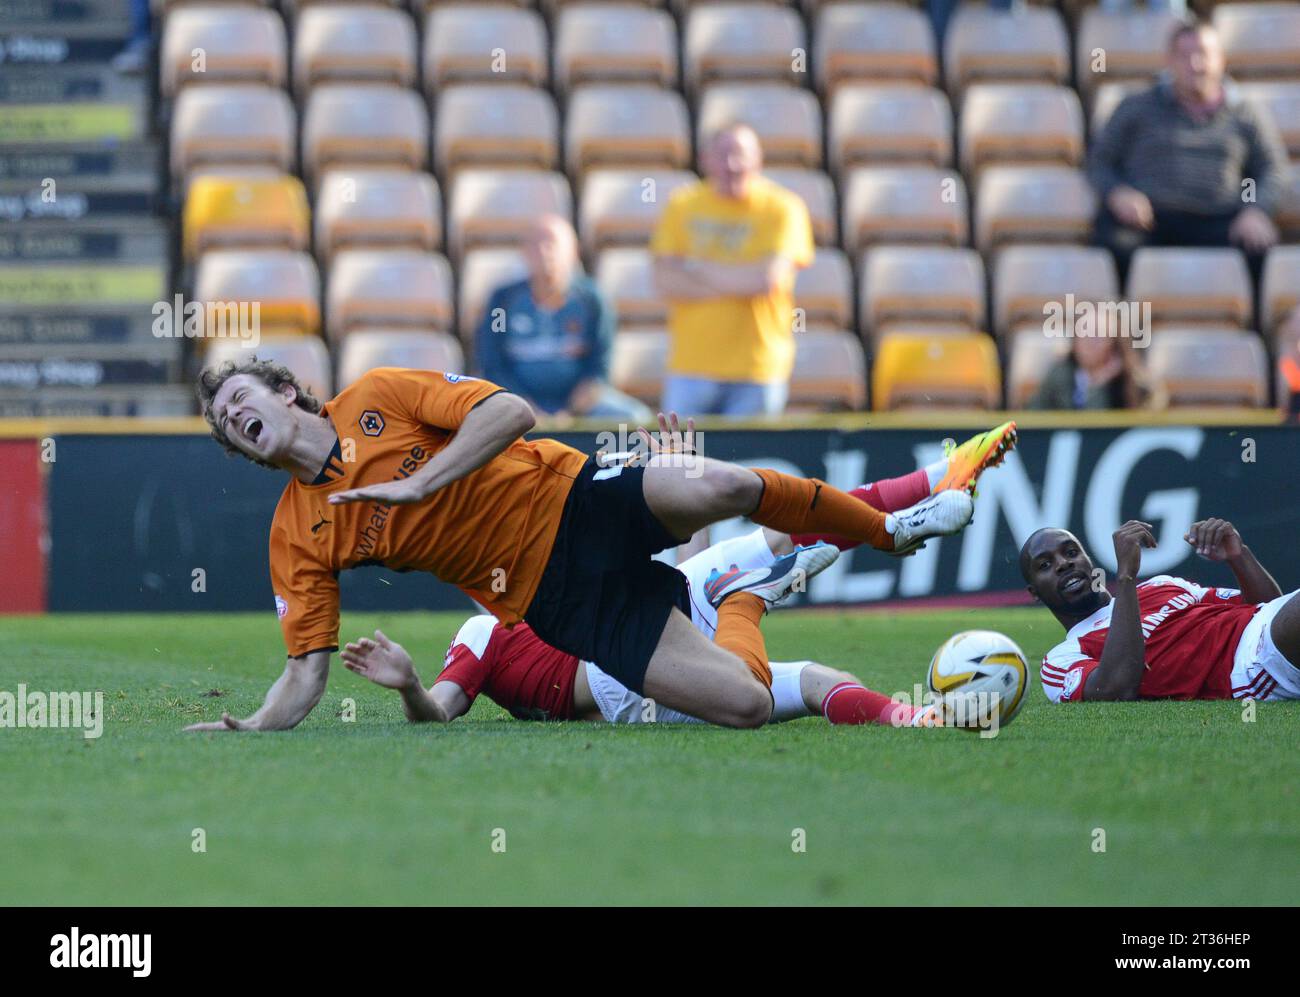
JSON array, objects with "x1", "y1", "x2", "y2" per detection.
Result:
[{"x1": 1021, "y1": 518, "x2": 1300, "y2": 702}]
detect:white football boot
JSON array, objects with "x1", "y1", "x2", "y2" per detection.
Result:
[{"x1": 703, "y1": 541, "x2": 841, "y2": 610}]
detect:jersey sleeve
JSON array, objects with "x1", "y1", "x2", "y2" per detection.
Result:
[
  {"x1": 433, "y1": 614, "x2": 497, "y2": 703},
  {"x1": 1154, "y1": 574, "x2": 1245, "y2": 606},
  {"x1": 269, "y1": 522, "x2": 340, "y2": 658},
  {"x1": 364, "y1": 367, "x2": 507, "y2": 433},
  {"x1": 1039, "y1": 641, "x2": 1101, "y2": 704}
]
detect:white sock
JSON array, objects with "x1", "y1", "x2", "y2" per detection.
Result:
[
  {"x1": 769, "y1": 660, "x2": 816, "y2": 722},
  {"x1": 924, "y1": 455, "x2": 948, "y2": 490}
]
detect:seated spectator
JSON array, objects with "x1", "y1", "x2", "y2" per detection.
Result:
[
  {"x1": 1031, "y1": 329, "x2": 1148, "y2": 411},
  {"x1": 1277, "y1": 307, "x2": 1300, "y2": 421},
  {"x1": 1088, "y1": 21, "x2": 1289, "y2": 287},
  {"x1": 476, "y1": 215, "x2": 650, "y2": 423}
]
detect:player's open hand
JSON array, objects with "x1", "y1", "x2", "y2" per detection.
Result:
[
  {"x1": 1184, "y1": 518, "x2": 1243, "y2": 562},
  {"x1": 1112, "y1": 519, "x2": 1156, "y2": 579},
  {"x1": 328, "y1": 478, "x2": 426, "y2": 507},
  {"x1": 184, "y1": 712, "x2": 257, "y2": 733},
  {"x1": 638, "y1": 411, "x2": 696, "y2": 456},
  {"x1": 341, "y1": 629, "x2": 417, "y2": 691}
]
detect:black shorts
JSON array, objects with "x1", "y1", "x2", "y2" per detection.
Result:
[{"x1": 523, "y1": 454, "x2": 689, "y2": 695}]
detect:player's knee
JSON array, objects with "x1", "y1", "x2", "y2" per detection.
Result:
[
  {"x1": 704, "y1": 463, "x2": 761, "y2": 514},
  {"x1": 724, "y1": 683, "x2": 772, "y2": 729}
]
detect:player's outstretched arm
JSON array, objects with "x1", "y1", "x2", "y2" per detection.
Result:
[
  {"x1": 184, "y1": 650, "x2": 330, "y2": 732},
  {"x1": 341, "y1": 630, "x2": 469, "y2": 724},
  {"x1": 1184, "y1": 518, "x2": 1282, "y2": 604},
  {"x1": 1085, "y1": 520, "x2": 1155, "y2": 701}
]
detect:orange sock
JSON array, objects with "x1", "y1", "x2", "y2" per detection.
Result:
[
  {"x1": 715, "y1": 592, "x2": 772, "y2": 688},
  {"x1": 750, "y1": 468, "x2": 893, "y2": 551}
]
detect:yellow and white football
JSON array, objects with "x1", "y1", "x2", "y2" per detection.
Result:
[{"x1": 926, "y1": 630, "x2": 1029, "y2": 730}]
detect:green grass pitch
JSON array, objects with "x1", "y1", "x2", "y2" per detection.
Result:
[{"x1": 4, "y1": 609, "x2": 1295, "y2": 906}]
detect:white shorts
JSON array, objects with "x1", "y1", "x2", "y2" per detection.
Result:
[{"x1": 1230, "y1": 590, "x2": 1300, "y2": 700}]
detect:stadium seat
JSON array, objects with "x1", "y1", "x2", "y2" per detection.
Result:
[
  {"x1": 326, "y1": 249, "x2": 454, "y2": 340},
  {"x1": 812, "y1": 2, "x2": 938, "y2": 94},
  {"x1": 1261, "y1": 245, "x2": 1300, "y2": 336},
  {"x1": 301, "y1": 84, "x2": 428, "y2": 182},
  {"x1": 871, "y1": 330, "x2": 1002, "y2": 410},
  {"x1": 553, "y1": 4, "x2": 677, "y2": 92},
  {"x1": 793, "y1": 248, "x2": 853, "y2": 331},
  {"x1": 1074, "y1": 8, "x2": 1185, "y2": 100},
  {"x1": 457, "y1": 247, "x2": 529, "y2": 343},
  {"x1": 595, "y1": 247, "x2": 665, "y2": 327},
  {"x1": 859, "y1": 245, "x2": 985, "y2": 340},
  {"x1": 1238, "y1": 81, "x2": 1300, "y2": 158},
  {"x1": 611, "y1": 328, "x2": 668, "y2": 404},
  {"x1": 1090, "y1": 81, "x2": 1144, "y2": 137},
  {"x1": 764, "y1": 167, "x2": 838, "y2": 246},
  {"x1": 973, "y1": 165, "x2": 1095, "y2": 252},
  {"x1": 1125, "y1": 248, "x2": 1253, "y2": 328},
  {"x1": 842, "y1": 167, "x2": 969, "y2": 253},
  {"x1": 958, "y1": 84, "x2": 1084, "y2": 177},
  {"x1": 943, "y1": 6, "x2": 1069, "y2": 96},
  {"x1": 204, "y1": 334, "x2": 334, "y2": 401},
  {"x1": 683, "y1": 4, "x2": 806, "y2": 93},
  {"x1": 1006, "y1": 327, "x2": 1069, "y2": 408},
  {"x1": 434, "y1": 85, "x2": 559, "y2": 177},
  {"x1": 1214, "y1": 3, "x2": 1300, "y2": 80},
  {"x1": 194, "y1": 249, "x2": 321, "y2": 339},
  {"x1": 182, "y1": 164, "x2": 287, "y2": 199},
  {"x1": 337, "y1": 330, "x2": 467, "y2": 389},
  {"x1": 578, "y1": 168, "x2": 696, "y2": 257},
  {"x1": 169, "y1": 85, "x2": 295, "y2": 181},
  {"x1": 448, "y1": 169, "x2": 573, "y2": 261},
  {"x1": 1147, "y1": 328, "x2": 1269, "y2": 408},
  {"x1": 790, "y1": 330, "x2": 867, "y2": 410},
  {"x1": 292, "y1": 6, "x2": 418, "y2": 96},
  {"x1": 695, "y1": 84, "x2": 823, "y2": 168},
  {"x1": 160, "y1": 5, "x2": 287, "y2": 96},
  {"x1": 827, "y1": 85, "x2": 953, "y2": 175},
  {"x1": 564, "y1": 85, "x2": 690, "y2": 177},
  {"x1": 992, "y1": 245, "x2": 1119, "y2": 338},
  {"x1": 314, "y1": 169, "x2": 442, "y2": 259},
  {"x1": 423, "y1": 5, "x2": 549, "y2": 91},
  {"x1": 183, "y1": 175, "x2": 310, "y2": 261}
]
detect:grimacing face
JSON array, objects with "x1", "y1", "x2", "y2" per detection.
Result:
[
  {"x1": 207, "y1": 372, "x2": 301, "y2": 464},
  {"x1": 1021, "y1": 528, "x2": 1106, "y2": 616}
]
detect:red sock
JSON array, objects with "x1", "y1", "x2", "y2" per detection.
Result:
[
  {"x1": 791, "y1": 469, "x2": 931, "y2": 550},
  {"x1": 821, "y1": 682, "x2": 919, "y2": 727}
]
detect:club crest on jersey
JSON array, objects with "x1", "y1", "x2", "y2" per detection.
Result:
[
  {"x1": 443, "y1": 372, "x2": 476, "y2": 383},
  {"x1": 274, "y1": 595, "x2": 288, "y2": 619},
  {"x1": 359, "y1": 410, "x2": 385, "y2": 437},
  {"x1": 1062, "y1": 668, "x2": 1083, "y2": 699}
]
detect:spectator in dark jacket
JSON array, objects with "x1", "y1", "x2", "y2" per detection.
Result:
[{"x1": 1031, "y1": 332, "x2": 1148, "y2": 411}]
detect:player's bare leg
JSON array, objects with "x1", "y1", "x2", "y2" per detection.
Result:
[{"x1": 1267, "y1": 591, "x2": 1300, "y2": 667}]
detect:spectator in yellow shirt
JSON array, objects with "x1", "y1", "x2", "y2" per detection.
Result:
[{"x1": 651, "y1": 123, "x2": 815, "y2": 417}]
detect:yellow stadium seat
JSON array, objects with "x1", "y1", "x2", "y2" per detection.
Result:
[
  {"x1": 790, "y1": 330, "x2": 867, "y2": 410},
  {"x1": 564, "y1": 85, "x2": 690, "y2": 177},
  {"x1": 1261, "y1": 245, "x2": 1300, "y2": 336},
  {"x1": 292, "y1": 6, "x2": 418, "y2": 96},
  {"x1": 1238, "y1": 81, "x2": 1300, "y2": 158},
  {"x1": 764, "y1": 167, "x2": 838, "y2": 246},
  {"x1": 992, "y1": 245, "x2": 1119, "y2": 338},
  {"x1": 1006, "y1": 327, "x2": 1070, "y2": 408},
  {"x1": 314, "y1": 169, "x2": 442, "y2": 258},
  {"x1": 423, "y1": 5, "x2": 548, "y2": 91},
  {"x1": 169, "y1": 84, "x2": 295, "y2": 181},
  {"x1": 793, "y1": 248, "x2": 853, "y2": 331},
  {"x1": 871, "y1": 330, "x2": 1002, "y2": 410},
  {"x1": 183, "y1": 175, "x2": 310, "y2": 261},
  {"x1": 813, "y1": 2, "x2": 938, "y2": 94},
  {"x1": 301, "y1": 84, "x2": 428, "y2": 182},
  {"x1": 828, "y1": 85, "x2": 953, "y2": 175},
  {"x1": 160, "y1": 6, "x2": 287, "y2": 96},
  {"x1": 457, "y1": 247, "x2": 529, "y2": 342},
  {"x1": 337, "y1": 330, "x2": 467, "y2": 389},
  {"x1": 974, "y1": 165, "x2": 1095, "y2": 252},
  {"x1": 434, "y1": 84, "x2": 559, "y2": 177},
  {"x1": 611, "y1": 328, "x2": 669, "y2": 404},
  {"x1": 578, "y1": 168, "x2": 696, "y2": 257},
  {"x1": 553, "y1": 4, "x2": 678, "y2": 92},
  {"x1": 1214, "y1": 2, "x2": 1300, "y2": 80},
  {"x1": 959, "y1": 84, "x2": 1084, "y2": 177},
  {"x1": 1148, "y1": 328, "x2": 1269, "y2": 408},
  {"x1": 696, "y1": 84, "x2": 823, "y2": 168},
  {"x1": 595, "y1": 247, "x2": 665, "y2": 327},
  {"x1": 943, "y1": 6, "x2": 1069, "y2": 96},
  {"x1": 1125, "y1": 248, "x2": 1253, "y2": 328},
  {"x1": 842, "y1": 167, "x2": 969, "y2": 253},
  {"x1": 194, "y1": 249, "x2": 321, "y2": 339},
  {"x1": 1075, "y1": 8, "x2": 1185, "y2": 99},
  {"x1": 448, "y1": 169, "x2": 573, "y2": 260},
  {"x1": 859, "y1": 245, "x2": 985, "y2": 340},
  {"x1": 683, "y1": 4, "x2": 806, "y2": 93},
  {"x1": 326, "y1": 249, "x2": 453, "y2": 340},
  {"x1": 205, "y1": 334, "x2": 334, "y2": 401}
]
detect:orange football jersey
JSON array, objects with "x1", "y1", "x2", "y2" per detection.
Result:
[{"x1": 268, "y1": 368, "x2": 587, "y2": 657}]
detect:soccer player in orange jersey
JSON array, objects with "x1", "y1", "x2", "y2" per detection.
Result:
[{"x1": 187, "y1": 358, "x2": 1008, "y2": 732}]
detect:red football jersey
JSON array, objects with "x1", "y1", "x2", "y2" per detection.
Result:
[
  {"x1": 1040, "y1": 575, "x2": 1255, "y2": 702},
  {"x1": 435, "y1": 615, "x2": 579, "y2": 721}
]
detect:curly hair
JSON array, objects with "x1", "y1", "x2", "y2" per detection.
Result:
[{"x1": 196, "y1": 357, "x2": 322, "y2": 468}]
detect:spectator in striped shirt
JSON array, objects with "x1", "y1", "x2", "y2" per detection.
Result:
[{"x1": 1088, "y1": 21, "x2": 1289, "y2": 291}]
